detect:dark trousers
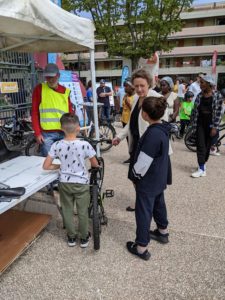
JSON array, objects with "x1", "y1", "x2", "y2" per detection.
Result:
[
  {"x1": 196, "y1": 122, "x2": 211, "y2": 165},
  {"x1": 180, "y1": 119, "x2": 190, "y2": 136},
  {"x1": 86, "y1": 106, "x2": 94, "y2": 125},
  {"x1": 101, "y1": 106, "x2": 111, "y2": 124},
  {"x1": 135, "y1": 189, "x2": 168, "y2": 247}
]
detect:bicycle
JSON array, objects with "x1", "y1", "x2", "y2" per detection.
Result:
[
  {"x1": 79, "y1": 103, "x2": 116, "y2": 152},
  {"x1": 184, "y1": 122, "x2": 225, "y2": 152},
  {"x1": 0, "y1": 115, "x2": 33, "y2": 151},
  {"x1": 215, "y1": 123, "x2": 225, "y2": 150},
  {"x1": 167, "y1": 121, "x2": 181, "y2": 140},
  {"x1": 184, "y1": 125, "x2": 196, "y2": 152},
  {"x1": 83, "y1": 136, "x2": 114, "y2": 250},
  {"x1": 25, "y1": 136, "x2": 42, "y2": 156},
  {"x1": 25, "y1": 118, "x2": 117, "y2": 156}
]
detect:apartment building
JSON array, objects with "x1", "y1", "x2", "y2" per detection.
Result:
[{"x1": 62, "y1": 1, "x2": 225, "y2": 88}]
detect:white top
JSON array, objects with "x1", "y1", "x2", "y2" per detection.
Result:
[
  {"x1": 117, "y1": 89, "x2": 173, "y2": 155},
  {"x1": 177, "y1": 84, "x2": 185, "y2": 98},
  {"x1": 117, "y1": 87, "x2": 126, "y2": 108},
  {"x1": 162, "y1": 92, "x2": 178, "y2": 121},
  {"x1": 49, "y1": 139, "x2": 96, "y2": 184},
  {"x1": 188, "y1": 81, "x2": 201, "y2": 102},
  {"x1": 0, "y1": 156, "x2": 59, "y2": 215},
  {"x1": 117, "y1": 89, "x2": 162, "y2": 147}
]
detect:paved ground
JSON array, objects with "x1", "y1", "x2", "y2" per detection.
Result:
[{"x1": 0, "y1": 123, "x2": 225, "y2": 300}]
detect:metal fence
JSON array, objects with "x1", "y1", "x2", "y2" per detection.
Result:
[{"x1": 0, "y1": 51, "x2": 35, "y2": 125}]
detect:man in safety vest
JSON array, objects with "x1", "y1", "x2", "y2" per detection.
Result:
[{"x1": 32, "y1": 63, "x2": 73, "y2": 156}]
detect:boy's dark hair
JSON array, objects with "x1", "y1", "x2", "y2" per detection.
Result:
[
  {"x1": 142, "y1": 96, "x2": 167, "y2": 120},
  {"x1": 60, "y1": 113, "x2": 79, "y2": 133},
  {"x1": 184, "y1": 91, "x2": 194, "y2": 101}
]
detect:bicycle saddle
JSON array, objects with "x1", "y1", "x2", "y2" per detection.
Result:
[{"x1": 0, "y1": 187, "x2": 26, "y2": 198}]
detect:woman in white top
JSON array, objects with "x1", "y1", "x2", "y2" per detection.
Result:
[
  {"x1": 160, "y1": 76, "x2": 179, "y2": 122},
  {"x1": 177, "y1": 79, "x2": 186, "y2": 101},
  {"x1": 112, "y1": 69, "x2": 161, "y2": 211}
]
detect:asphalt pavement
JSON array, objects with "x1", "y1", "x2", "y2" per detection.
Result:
[{"x1": 0, "y1": 123, "x2": 225, "y2": 300}]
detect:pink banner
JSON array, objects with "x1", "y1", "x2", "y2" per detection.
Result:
[{"x1": 212, "y1": 50, "x2": 218, "y2": 74}]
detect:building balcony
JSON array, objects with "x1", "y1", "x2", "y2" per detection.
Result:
[
  {"x1": 161, "y1": 44, "x2": 225, "y2": 58},
  {"x1": 181, "y1": 7, "x2": 225, "y2": 20},
  {"x1": 78, "y1": 69, "x2": 122, "y2": 78},
  {"x1": 169, "y1": 25, "x2": 225, "y2": 39},
  {"x1": 63, "y1": 52, "x2": 122, "y2": 62},
  {"x1": 158, "y1": 65, "x2": 225, "y2": 76}
]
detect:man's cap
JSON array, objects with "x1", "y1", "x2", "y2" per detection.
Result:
[
  {"x1": 100, "y1": 79, "x2": 105, "y2": 84},
  {"x1": 200, "y1": 74, "x2": 215, "y2": 86},
  {"x1": 161, "y1": 76, "x2": 174, "y2": 90},
  {"x1": 44, "y1": 63, "x2": 59, "y2": 77}
]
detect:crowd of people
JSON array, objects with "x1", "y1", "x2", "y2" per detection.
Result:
[{"x1": 31, "y1": 63, "x2": 224, "y2": 260}]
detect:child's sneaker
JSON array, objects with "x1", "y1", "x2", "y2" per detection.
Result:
[
  {"x1": 80, "y1": 232, "x2": 91, "y2": 248},
  {"x1": 67, "y1": 236, "x2": 76, "y2": 247},
  {"x1": 191, "y1": 168, "x2": 206, "y2": 178}
]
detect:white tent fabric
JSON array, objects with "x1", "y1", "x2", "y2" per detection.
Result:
[
  {"x1": 0, "y1": 0, "x2": 100, "y2": 145},
  {"x1": 0, "y1": 0, "x2": 95, "y2": 52}
]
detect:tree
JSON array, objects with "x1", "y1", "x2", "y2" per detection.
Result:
[{"x1": 62, "y1": 0, "x2": 193, "y2": 69}]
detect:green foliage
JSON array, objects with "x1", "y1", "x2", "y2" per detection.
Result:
[{"x1": 62, "y1": 0, "x2": 193, "y2": 68}]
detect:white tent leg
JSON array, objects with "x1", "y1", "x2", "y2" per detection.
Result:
[{"x1": 90, "y1": 49, "x2": 100, "y2": 156}]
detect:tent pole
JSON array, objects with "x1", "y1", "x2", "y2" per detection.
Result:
[{"x1": 90, "y1": 49, "x2": 100, "y2": 156}]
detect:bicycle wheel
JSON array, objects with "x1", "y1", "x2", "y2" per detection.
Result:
[
  {"x1": 184, "y1": 128, "x2": 196, "y2": 152},
  {"x1": 89, "y1": 124, "x2": 116, "y2": 152},
  {"x1": 92, "y1": 184, "x2": 100, "y2": 250},
  {"x1": 25, "y1": 138, "x2": 42, "y2": 156},
  {"x1": 96, "y1": 157, "x2": 104, "y2": 192},
  {"x1": 90, "y1": 157, "x2": 104, "y2": 191},
  {"x1": 216, "y1": 133, "x2": 225, "y2": 149}
]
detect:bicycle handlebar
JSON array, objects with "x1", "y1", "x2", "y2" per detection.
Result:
[{"x1": 77, "y1": 136, "x2": 112, "y2": 147}]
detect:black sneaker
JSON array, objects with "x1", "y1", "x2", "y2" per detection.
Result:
[
  {"x1": 80, "y1": 232, "x2": 91, "y2": 248},
  {"x1": 126, "y1": 241, "x2": 151, "y2": 261},
  {"x1": 67, "y1": 236, "x2": 76, "y2": 247},
  {"x1": 150, "y1": 229, "x2": 169, "y2": 244},
  {"x1": 123, "y1": 158, "x2": 130, "y2": 164}
]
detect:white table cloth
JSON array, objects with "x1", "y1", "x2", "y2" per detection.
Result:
[{"x1": 0, "y1": 156, "x2": 59, "y2": 214}]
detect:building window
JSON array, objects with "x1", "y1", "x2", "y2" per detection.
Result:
[
  {"x1": 196, "y1": 38, "x2": 203, "y2": 46},
  {"x1": 217, "y1": 17, "x2": 225, "y2": 25},
  {"x1": 166, "y1": 58, "x2": 170, "y2": 68},
  {"x1": 112, "y1": 61, "x2": 122, "y2": 69},
  {"x1": 197, "y1": 19, "x2": 204, "y2": 27},
  {"x1": 104, "y1": 61, "x2": 111, "y2": 70},
  {"x1": 212, "y1": 37, "x2": 220, "y2": 45},
  {"x1": 177, "y1": 40, "x2": 184, "y2": 47}
]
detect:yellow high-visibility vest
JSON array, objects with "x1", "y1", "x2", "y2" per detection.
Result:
[{"x1": 39, "y1": 83, "x2": 70, "y2": 130}]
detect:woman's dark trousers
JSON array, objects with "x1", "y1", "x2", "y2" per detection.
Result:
[{"x1": 196, "y1": 122, "x2": 211, "y2": 165}]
